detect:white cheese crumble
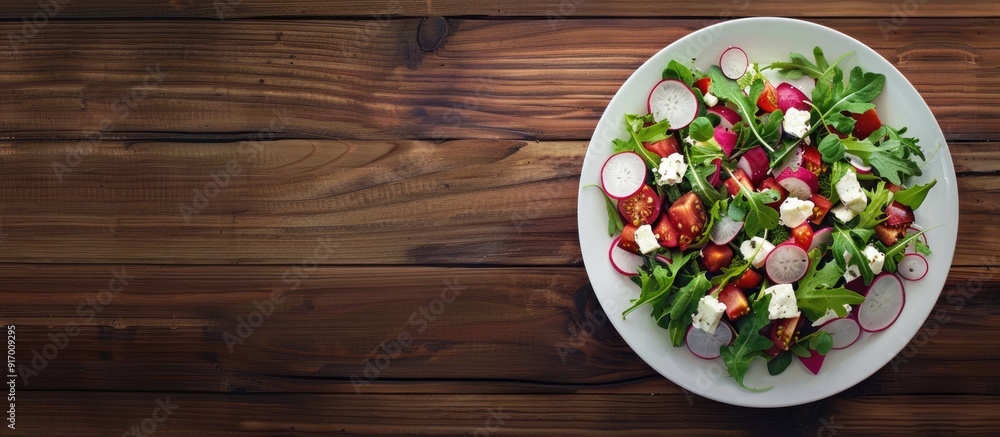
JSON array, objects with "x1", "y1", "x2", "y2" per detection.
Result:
[
  {"x1": 811, "y1": 304, "x2": 854, "y2": 327},
  {"x1": 761, "y1": 284, "x2": 801, "y2": 320},
  {"x1": 691, "y1": 295, "x2": 727, "y2": 335},
  {"x1": 863, "y1": 244, "x2": 885, "y2": 275},
  {"x1": 835, "y1": 170, "x2": 867, "y2": 213},
  {"x1": 739, "y1": 237, "x2": 775, "y2": 268},
  {"x1": 779, "y1": 197, "x2": 816, "y2": 228},
  {"x1": 654, "y1": 153, "x2": 687, "y2": 186},
  {"x1": 703, "y1": 92, "x2": 719, "y2": 107},
  {"x1": 783, "y1": 107, "x2": 811, "y2": 139},
  {"x1": 830, "y1": 202, "x2": 858, "y2": 223},
  {"x1": 634, "y1": 224, "x2": 661, "y2": 255}
]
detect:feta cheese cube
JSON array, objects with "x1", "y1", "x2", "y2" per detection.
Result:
[
  {"x1": 779, "y1": 197, "x2": 816, "y2": 228},
  {"x1": 634, "y1": 224, "x2": 661, "y2": 255},
  {"x1": 703, "y1": 92, "x2": 719, "y2": 107},
  {"x1": 843, "y1": 264, "x2": 861, "y2": 283},
  {"x1": 654, "y1": 153, "x2": 687, "y2": 186},
  {"x1": 863, "y1": 245, "x2": 885, "y2": 275},
  {"x1": 835, "y1": 170, "x2": 867, "y2": 213},
  {"x1": 783, "y1": 107, "x2": 811, "y2": 139},
  {"x1": 810, "y1": 303, "x2": 854, "y2": 327},
  {"x1": 740, "y1": 237, "x2": 775, "y2": 268},
  {"x1": 683, "y1": 135, "x2": 697, "y2": 147},
  {"x1": 691, "y1": 295, "x2": 727, "y2": 335},
  {"x1": 761, "y1": 284, "x2": 800, "y2": 320},
  {"x1": 830, "y1": 203, "x2": 857, "y2": 222}
]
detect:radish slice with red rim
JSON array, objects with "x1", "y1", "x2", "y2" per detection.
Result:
[
  {"x1": 609, "y1": 236, "x2": 644, "y2": 276},
  {"x1": 737, "y1": 147, "x2": 770, "y2": 186},
  {"x1": 845, "y1": 153, "x2": 872, "y2": 174},
  {"x1": 600, "y1": 152, "x2": 646, "y2": 199},
  {"x1": 858, "y1": 273, "x2": 905, "y2": 332},
  {"x1": 819, "y1": 317, "x2": 862, "y2": 350},
  {"x1": 685, "y1": 321, "x2": 734, "y2": 360},
  {"x1": 714, "y1": 126, "x2": 738, "y2": 157},
  {"x1": 776, "y1": 166, "x2": 819, "y2": 199},
  {"x1": 707, "y1": 106, "x2": 741, "y2": 129},
  {"x1": 775, "y1": 82, "x2": 811, "y2": 112},
  {"x1": 647, "y1": 79, "x2": 698, "y2": 129},
  {"x1": 808, "y1": 227, "x2": 833, "y2": 252},
  {"x1": 765, "y1": 243, "x2": 810, "y2": 284},
  {"x1": 710, "y1": 215, "x2": 744, "y2": 245},
  {"x1": 719, "y1": 47, "x2": 749, "y2": 80},
  {"x1": 897, "y1": 254, "x2": 928, "y2": 281}
]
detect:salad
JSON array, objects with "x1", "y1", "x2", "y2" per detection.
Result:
[{"x1": 595, "y1": 46, "x2": 937, "y2": 391}]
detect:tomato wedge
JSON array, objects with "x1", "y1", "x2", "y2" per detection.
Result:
[
  {"x1": 808, "y1": 193, "x2": 832, "y2": 224},
  {"x1": 756, "y1": 80, "x2": 779, "y2": 113},
  {"x1": 801, "y1": 145, "x2": 824, "y2": 176},
  {"x1": 733, "y1": 269, "x2": 764, "y2": 289},
  {"x1": 850, "y1": 108, "x2": 882, "y2": 140},
  {"x1": 644, "y1": 135, "x2": 681, "y2": 158},
  {"x1": 758, "y1": 177, "x2": 788, "y2": 210},
  {"x1": 791, "y1": 223, "x2": 813, "y2": 250},
  {"x1": 694, "y1": 77, "x2": 711, "y2": 95},
  {"x1": 617, "y1": 184, "x2": 661, "y2": 227},
  {"x1": 618, "y1": 224, "x2": 641, "y2": 255}
]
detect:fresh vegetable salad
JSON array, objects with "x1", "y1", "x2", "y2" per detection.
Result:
[{"x1": 596, "y1": 46, "x2": 936, "y2": 391}]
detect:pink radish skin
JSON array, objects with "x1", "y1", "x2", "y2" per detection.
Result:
[
  {"x1": 897, "y1": 254, "x2": 929, "y2": 281},
  {"x1": 686, "y1": 321, "x2": 735, "y2": 360},
  {"x1": 737, "y1": 147, "x2": 770, "y2": 186},
  {"x1": 707, "y1": 106, "x2": 742, "y2": 128},
  {"x1": 775, "y1": 82, "x2": 811, "y2": 112},
  {"x1": 710, "y1": 215, "x2": 745, "y2": 245},
  {"x1": 720, "y1": 47, "x2": 749, "y2": 80},
  {"x1": 845, "y1": 153, "x2": 872, "y2": 174},
  {"x1": 808, "y1": 227, "x2": 834, "y2": 252},
  {"x1": 820, "y1": 317, "x2": 862, "y2": 350},
  {"x1": 647, "y1": 79, "x2": 698, "y2": 130},
  {"x1": 708, "y1": 159, "x2": 723, "y2": 187},
  {"x1": 776, "y1": 166, "x2": 820, "y2": 199},
  {"x1": 765, "y1": 243, "x2": 810, "y2": 284},
  {"x1": 858, "y1": 273, "x2": 905, "y2": 332},
  {"x1": 714, "y1": 126, "x2": 738, "y2": 157},
  {"x1": 609, "y1": 236, "x2": 644, "y2": 276},
  {"x1": 797, "y1": 349, "x2": 826, "y2": 375},
  {"x1": 655, "y1": 254, "x2": 673, "y2": 265},
  {"x1": 600, "y1": 152, "x2": 646, "y2": 199}
]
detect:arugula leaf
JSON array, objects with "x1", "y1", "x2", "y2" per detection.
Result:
[
  {"x1": 685, "y1": 162, "x2": 725, "y2": 206},
  {"x1": 856, "y1": 182, "x2": 894, "y2": 229},
  {"x1": 846, "y1": 138, "x2": 922, "y2": 186},
  {"x1": 796, "y1": 330, "x2": 835, "y2": 355},
  {"x1": 688, "y1": 117, "x2": 714, "y2": 142},
  {"x1": 662, "y1": 60, "x2": 694, "y2": 87},
  {"x1": 893, "y1": 179, "x2": 936, "y2": 210},
  {"x1": 692, "y1": 198, "x2": 726, "y2": 248},
  {"x1": 818, "y1": 133, "x2": 845, "y2": 163},
  {"x1": 881, "y1": 227, "x2": 936, "y2": 273},
  {"x1": 832, "y1": 226, "x2": 876, "y2": 285},
  {"x1": 728, "y1": 171, "x2": 779, "y2": 237},
  {"x1": 721, "y1": 294, "x2": 774, "y2": 392},
  {"x1": 688, "y1": 141, "x2": 726, "y2": 166},
  {"x1": 708, "y1": 66, "x2": 775, "y2": 152},
  {"x1": 810, "y1": 66, "x2": 885, "y2": 137},
  {"x1": 666, "y1": 273, "x2": 712, "y2": 347},
  {"x1": 613, "y1": 113, "x2": 668, "y2": 168},
  {"x1": 795, "y1": 249, "x2": 865, "y2": 321},
  {"x1": 764, "y1": 47, "x2": 852, "y2": 80},
  {"x1": 622, "y1": 250, "x2": 696, "y2": 317},
  {"x1": 769, "y1": 137, "x2": 804, "y2": 167},
  {"x1": 767, "y1": 352, "x2": 793, "y2": 375},
  {"x1": 585, "y1": 185, "x2": 624, "y2": 236}
]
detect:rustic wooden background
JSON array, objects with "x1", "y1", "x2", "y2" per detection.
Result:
[{"x1": 0, "y1": 1, "x2": 997, "y2": 435}]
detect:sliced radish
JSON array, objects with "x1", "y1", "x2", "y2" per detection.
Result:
[
  {"x1": 845, "y1": 153, "x2": 872, "y2": 174},
  {"x1": 775, "y1": 82, "x2": 811, "y2": 112},
  {"x1": 708, "y1": 158, "x2": 723, "y2": 187},
  {"x1": 655, "y1": 254, "x2": 672, "y2": 265},
  {"x1": 600, "y1": 152, "x2": 646, "y2": 199},
  {"x1": 686, "y1": 321, "x2": 734, "y2": 360},
  {"x1": 707, "y1": 106, "x2": 741, "y2": 129},
  {"x1": 647, "y1": 79, "x2": 698, "y2": 130},
  {"x1": 609, "y1": 236, "x2": 644, "y2": 276},
  {"x1": 858, "y1": 273, "x2": 905, "y2": 332},
  {"x1": 719, "y1": 47, "x2": 749, "y2": 80},
  {"x1": 776, "y1": 166, "x2": 820, "y2": 199},
  {"x1": 714, "y1": 126, "x2": 738, "y2": 157},
  {"x1": 906, "y1": 226, "x2": 928, "y2": 253},
  {"x1": 771, "y1": 146, "x2": 803, "y2": 178},
  {"x1": 765, "y1": 243, "x2": 810, "y2": 284},
  {"x1": 897, "y1": 254, "x2": 928, "y2": 281},
  {"x1": 808, "y1": 227, "x2": 833, "y2": 252},
  {"x1": 819, "y1": 317, "x2": 862, "y2": 350},
  {"x1": 797, "y1": 349, "x2": 826, "y2": 375},
  {"x1": 737, "y1": 147, "x2": 770, "y2": 186},
  {"x1": 710, "y1": 215, "x2": 745, "y2": 245}
]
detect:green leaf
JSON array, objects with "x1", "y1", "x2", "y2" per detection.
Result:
[
  {"x1": 825, "y1": 161, "x2": 853, "y2": 204},
  {"x1": 662, "y1": 60, "x2": 694, "y2": 87},
  {"x1": 685, "y1": 162, "x2": 725, "y2": 206},
  {"x1": 832, "y1": 227, "x2": 876, "y2": 285},
  {"x1": 856, "y1": 182, "x2": 894, "y2": 230},
  {"x1": 615, "y1": 113, "x2": 665, "y2": 169},
  {"x1": 667, "y1": 273, "x2": 712, "y2": 347},
  {"x1": 810, "y1": 331, "x2": 834, "y2": 355},
  {"x1": 809, "y1": 65, "x2": 885, "y2": 139},
  {"x1": 689, "y1": 117, "x2": 714, "y2": 142},
  {"x1": 688, "y1": 141, "x2": 726, "y2": 166},
  {"x1": 840, "y1": 138, "x2": 923, "y2": 186},
  {"x1": 728, "y1": 171, "x2": 779, "y2": 237},
  {"x1": 769, "y1": 137, "x2": 804, "y2": 167},
  {"x1": 585, "y1": 185, "x2": 624, "y2": 236},
  {"x1": 791, "y1": 344, "x2": 811, "y2": 358},
  {"x1": 708, "y1": 66, "x2": 774, "y2": 152},
  {"x1": 882, "y1": 227, "x2": 937, "y2": 273},
  {"x1": 893, "y1": 180, "x2": 936, "y2": 210},
  {"x1": 795, "y1": 249, "x2": 865, "y2": 321},
  {"x1": 763, "y1": 47, "x2": 852, "y2": 81},
  {"x1": 767, "y1": 352, "x2": 793, "y2": 375},
  {"x1": 721, "y1": 294, "x2": 774, "y2": 392},
  {"x1": 818, "y1": 134, "x2": 845, "y2": 163},
  {"x1": 622, "y1": 251, "x2": 697, "y2": 318}
]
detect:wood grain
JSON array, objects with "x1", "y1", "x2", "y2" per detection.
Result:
[
  {"x1": 10, "y1": 391, "x2": 1000, "y2": 436},
  {"x1": 0, "y1": 0, "x2": 997, "y2": 19},
  {"x1": 1, "y1": 265, "x2": 995, "y2": 393},
  {"x1": 0, "y1": 140, "x2": 993, "y2": 265},
  {"x1": 0, "y1": 19, "x2": 997, "y2": 141}
]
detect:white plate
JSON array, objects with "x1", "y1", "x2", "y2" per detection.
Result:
[{"x1": 577, "y1": 17, "x2": 959, "y2": 407}]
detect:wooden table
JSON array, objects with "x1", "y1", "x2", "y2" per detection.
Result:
[{"x1": 0, "y1": 1, "x2": 997, "y2": 435}]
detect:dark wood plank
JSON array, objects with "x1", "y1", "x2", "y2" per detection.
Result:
[
  {"x1": 0, "y1": 19, "x2": 998, "y2": 141},
  {"x1": 0, "y1": 265, "x2": 995, "y2": 393},
  {"x1": 9, "y1": 391, "x2": 1000, "y2": 436},
  {"x1": 0, "y1": 140, "x2": 992, "y2": 265},
  {"x1": 0, "y1": 0, "x2": 996, "y2": 19}
]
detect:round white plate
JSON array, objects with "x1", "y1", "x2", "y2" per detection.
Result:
[{"x1": 577, "y1": 17, "x2": 959, "y2": 407}]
